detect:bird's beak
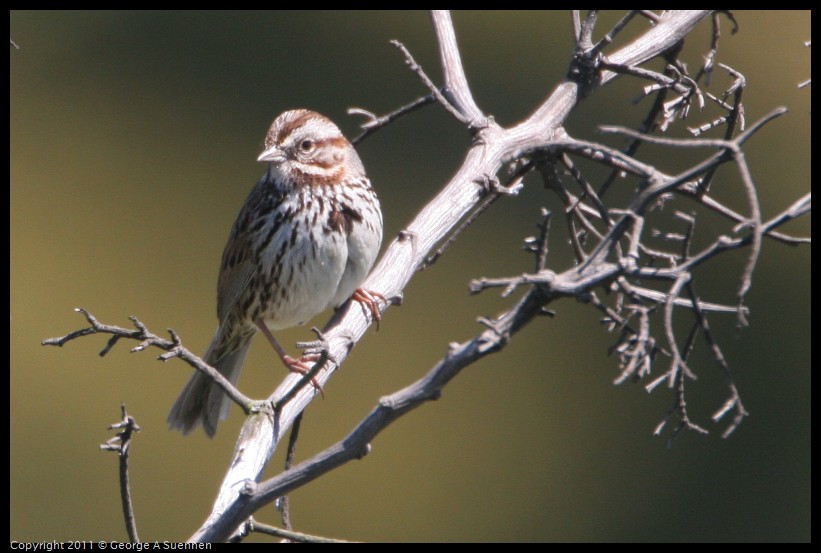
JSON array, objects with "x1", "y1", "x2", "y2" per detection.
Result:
[{"x1": 257, "y1": 146, "x2": 286, "y2": 164}]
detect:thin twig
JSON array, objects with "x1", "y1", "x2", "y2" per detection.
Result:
[
  {"x1": 247, "y1": 517, "x2": 355, "y2": 543},
  {"x1": 100, "y1": 404, "x2": 141, "y2": 542},
  {"x1": 348, "y1": 95, "x2": 436, "y2": 145},
  {"x1": 277, "y1": 412, "x2": 303, "y2": 533},
  {"x1": 43, "y1": 308, "x2": 258, "y2": 413},
  {"x1": 390, "y1": 39, "x2": 471, "y2": 126}
]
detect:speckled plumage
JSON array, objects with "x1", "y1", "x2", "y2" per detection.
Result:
[{"x1": 168, "y1": 109, "x2": 382, "y2": 437}]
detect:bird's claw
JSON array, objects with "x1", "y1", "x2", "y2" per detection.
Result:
[{"x1": 352, "y1": 288, "x2": 387, "y2": 330}]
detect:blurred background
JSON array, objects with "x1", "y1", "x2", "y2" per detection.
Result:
[{"x1": 10, "y1": 11, "x2": 810, "y2": 542}]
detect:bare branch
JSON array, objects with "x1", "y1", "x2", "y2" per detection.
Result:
[
  {"x1": 43, "y1": 308, "x2": 259, "y2": 414},
  {"x1": 348, "y1": 95, "x2": 435, "y2": 145},
  {"x1": 390, "y1": 39, "x2": 471, "y2": 127},
  {"x1": 245, "y1": 517, "x2": 354, "y2": 543},
  {"x1": 99, "y1": 404, "x2": 141, "y2": 543},
  {"x1": 430, "y1": 10, "x2": 486, "y2": 125}
]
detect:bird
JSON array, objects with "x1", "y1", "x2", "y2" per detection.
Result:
[{"x1": 168, "y1": 109, "x2": 383, "y2": 436}]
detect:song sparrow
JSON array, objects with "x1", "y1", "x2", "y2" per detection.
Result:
[{"x1": 168, "y1": 109, "x2": 383, "y2": 437}]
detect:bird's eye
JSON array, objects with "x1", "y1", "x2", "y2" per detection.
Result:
[{"x1": 299, "y1": 139, "x2": 315, "y2": 153}]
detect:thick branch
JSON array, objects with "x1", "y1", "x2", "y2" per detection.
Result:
[{"x1": 176, "y1": 11, "x2": 740, "y2": 542}]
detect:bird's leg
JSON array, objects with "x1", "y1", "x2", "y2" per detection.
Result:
[{"x1": 255, "y1": 320, "x2": 323, "y2": 392}]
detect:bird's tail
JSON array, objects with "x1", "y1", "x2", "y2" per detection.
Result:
[{"x1": 167, "y1": 329, "x2": 252, "y2": 437}]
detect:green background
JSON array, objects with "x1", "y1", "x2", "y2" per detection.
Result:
[{"x1": 10, "y1": 11, "x2": 810, "y2": 542}]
